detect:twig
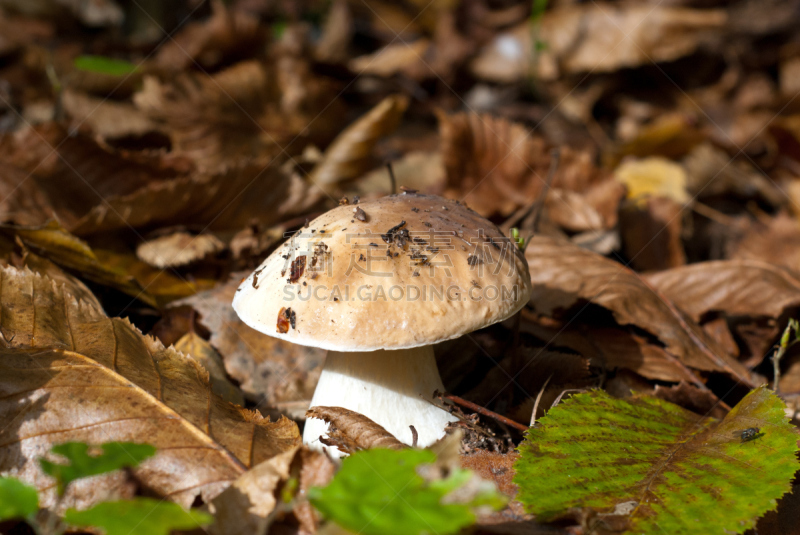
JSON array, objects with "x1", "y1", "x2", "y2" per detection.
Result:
[
  {"x1": 386, "y1": 162, "x2": 397, "y2": 195},
  {"x1": 527, "y1": 148, "x2": 560, "y2": 239},
  {"x1": 530, "y1": 374, "x2": 553, "y2": 427},
  {"x1": 551, "y1": 389, "x2": 586, "y2": 408},
  {"x1": 409, "y1": 425, "x2": 418, "y2": 448},
  {"x1": 437, "y1": 391, "x2": 528, "y2": 432}
]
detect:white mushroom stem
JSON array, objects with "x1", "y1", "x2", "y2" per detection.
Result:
[{"x1": 303, "y1": 346, "x2": 458, "y2": 456}]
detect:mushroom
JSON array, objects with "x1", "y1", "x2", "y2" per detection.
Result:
[{"x1": 233, "y1": 193, "x2": 532, "y2": 456}]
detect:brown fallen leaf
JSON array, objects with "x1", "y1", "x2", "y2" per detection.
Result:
[
  {"x1": 174, "y1": 332, "x2": 245, "y2": 407},
  {"x1": 62, "y1": 89, "x2": 161, "y2": 142},
  {"x1": 438, "y1": 111, "x2": 612, "y2": 220},
  {"x1": 348, "y1": 40, "x2": 430, "y2": 78},
  {"x1": 173, "y1": 276, "x2": 324, "y2": 406},
  {"x1": 306, "y1": 406, "x2": 406, "y2": 454},
  {"x1": 645, "y1": 259, "x2": 800, "y2": 321},
  {"x1": 520, "y1": 313, "x2": 700, "y2": 383},
  {"x1": 618, "y1": 196, "x2": 687, "y2": 271},
  {"x1": 2, "y1": 221, "x2": 158, "y2": 307},
  {"x1": 525, "y1": 236, "x2": 756, "y2": 388},
  {"x1": 470, "y1": 4, "x2": 726, "y2": 82},
  {"x1": 0, "y1": 231, "x2": 101, "y2": 310},
  {"x1": 210, "y1": 445, "x2": 300, "y2": 535},
  {"x1": 136, "y1": 231, "x2": 225, "y2": 269},
  {"x1": 308, "y1": 94, "x2": 409, "y2": 186},
  {"x1": 0, "y1": 123, "x2": 190, "y2": 230},
  {"x1": 652, "y1": 382, "x2": 728, "y2": 419},
  {"x1": 730, "y1": 213, "x2": 800, "y2": 273},
  {"x1": 0, "y1": 266, "x2": 301, "y2": 511},
  {"x1": 134, "y1": 62, "x2": 281, "y2": 171},
  {"x1": 154, "y1": 0, "x2": 265, "y2": 72}
]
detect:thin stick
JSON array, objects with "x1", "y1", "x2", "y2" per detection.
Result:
[
  {"x1": 530, "y1": 373, "x2": 553, "y2": 427},
  {"x1": 409, "y1": 425, "x2": 418, "y2": 448},
  {"x1": 386, "y1": 162, "x2": 397, "y2": 194},
  {"x1": 526, "y1": 147, "x2": 560, "y2": 240},
  {"x1": 439, "y1": 391, "x2": 528, "y2": 432}
]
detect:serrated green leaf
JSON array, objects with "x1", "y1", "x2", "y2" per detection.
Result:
[
  {"x1": 514, "y1": 386, "x2": 800, "y2": 534},
  {"x1": 74, "y1": 56, "x2": 138, "y2": 76},
  {"x1": 65, "y1": 498, "x2": 212, "y2": 535},
  {"x1": 40, "y1": 442, "x2": 156, "y2": 495},
  {"x1": 309, "y1": 448, "x2": 504, "y2": 535},
  {"x1": 0, "y1": 477, "x2": 39, "y2": 520}
]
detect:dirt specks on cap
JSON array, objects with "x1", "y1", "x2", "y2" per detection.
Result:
[
  {"x1": 277, "y1": 307, "x2": 296, "y2": 333},
  {"x1": 354, "y1": 206, "x2": 367, "y2": 221},
  {"x1": 467, "y1": 255, "x2": 483, "y2": 266},
  {"x1": 289, "y1": 255, "x2": 306, "y2": 283},
  {"x1": 252, "y1": 267, "x2": 264, "y2": 289}
]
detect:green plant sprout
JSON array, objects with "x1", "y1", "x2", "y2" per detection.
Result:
[
  {"x1": 511, "y1": 227, "x2": 525, "y2": 251},
  {"x1": 773, "y1": 318, "x2": 800, "y2": 392}
]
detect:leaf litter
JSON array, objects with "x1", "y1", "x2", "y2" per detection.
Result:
[{"x1": 1, "y1": 1, "x2": 800, "y2": 533}]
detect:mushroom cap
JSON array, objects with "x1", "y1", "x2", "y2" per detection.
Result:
[{"x1": 233, "y1": 193, "x2": 532, "y2": 351}]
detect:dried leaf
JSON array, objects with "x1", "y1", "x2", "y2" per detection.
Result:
[
  {"x1": 173, "y1": 277, "x2": 324, "y2": 405},
  {"x1": 210, "y1": 445, "x2": 300, "y2": 535},
  {"x1": 71, "y1": 162, "x2": 320, "y2": 235},
  {"x1": 645, "y1": 260, "x2": 800, "y2": 322},
  {"x1": 0, "y1": 266, "x2": 301, "y2": 512},
  {"x1": 438, "y1": 111, "x2": 610, "y2": 219},
  {"x1": 134, "y1": 62, "x2": 281, "y2": 170},
  {"x1": 618, "y1": 196, "x2": 687, "y2": 271},
  {"x1": 348, "y1": 40, "x2": 430, "y2": 78},
  {"x1": 471, "y1": 4, "x2": 726, "y2": 82},
  {"x1": 2, "y1": 221, "x2": 158, "y2": 307},
  {"x1": 0, "y1": 123, "x2": 189, "y2": 230},
  {"x1": 308, "y1": 95, "x2": 409, "y2": 186},
  {"x1": 613, "y1": 157, "x2": 689, "y2": 204},
  {"x1": 306, "y1": 406, "x2": 406, "y2": 454},
  {"x1": 62, "y1": 89, "x2": 160, "y2": 141},
  {"x1": 525, "y1": 236, "x2": 756, "y2": 387},
  {"x1": 653, "y1": 381, "x2": 728, "y2": 419},
  {"x1": 173, "y1": 332, "x2": 245, "y2": 407},
  {"x1": 154, "y1": 1, "x2": 265, "y2": 72},
  {"x1": 731, "y1": 213, "x2": 800, "y2": 273},
  {"x1": 136, "y1": 232, "x2": 225, "y2": 269}
]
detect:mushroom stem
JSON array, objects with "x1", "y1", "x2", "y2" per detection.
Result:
[{"x1": 303, "y1": 346, "x2": 458, "y2": 455}]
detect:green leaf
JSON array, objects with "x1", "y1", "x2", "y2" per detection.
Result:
[
  {"x1": 531, "y1": 0, "x2": 548, "y2": 20},
  {"x1": 65, "y1": 498, "x2": 212, "y2": 535},
  {"x1": 0, "y1": 477, "x2": 39, "y2": 521},
  {"x1": 514, "y1": 386, "x2": 800, "y2": 534},
  {"x1": 309, "y1": 448, "x2": 505, "y2": 535},
  {"x1": 40, "y1": 442, "x2": 156, "y2": 495},
  {"x1": 74, "y1": 56, "x2": 138, "y2": 77}
]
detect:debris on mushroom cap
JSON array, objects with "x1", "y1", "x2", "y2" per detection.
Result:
[
  {"x1": 233, "y1": 193, "x2": 533, "y2": 352},
  {"x1": 339, "y1": 196, "x2": 349, "y2": 205},
  {"x1": 354, "y1": 206, "x2": 367, "y2": 221},
  {"x1": 289, "y1": 256, "x2": 306, "y2": 283},
  {"x1": 277, "y1": 307, "x2": 296, "y2": 333}
]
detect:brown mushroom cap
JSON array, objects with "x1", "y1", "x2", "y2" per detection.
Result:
[{"x1": 233, "y1": 193, "x2": 532, "y2": 351}]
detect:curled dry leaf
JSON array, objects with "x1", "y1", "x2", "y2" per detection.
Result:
[
  {"x1": 438, "y1": 111, "x2": 615, "y2": 223},
  {"x1": 155, "y1": 0, "x2": 265, "y2": 72},
  {"x1": 0, "y1": 266, "x2": 301, "y2": 511},
  {"x1": 73, "y1": 162, "x2": 321, "y2": 235},
  {"x1": 173, "y1": 332, "x2": 244, "y2": 407},
  {"x1": 0, "y1": 123, "x2": 189, "y2": 230},
  {"x1": 308, "y1": 94, "x2": 409, "y2": 186},
  {"x1": 730, "y1": 213, "x2": 800, "y2": 273},
  {"x1": 3, "y1": 221, "x2": 157, "y2": 307},
  {"x1": 525, "y1": 236, "x2": 756, "y2": 387},
  {"x1": 471, "y1": 3, "x2": 726, "y2": 82},
  {"x1": 306, "y1": 406, "x2": 406, "y2": 454},
  {"x1": 173, "y1": 276, "x2": 325, "y2": 406},
  {"x1": 136, "y1": 232, "x2": 225, "y2": 269},
  {"x1": 210, "y1": 445, "x2": 300, "y2": 535},
  {"x1": 645, "y1": 259, "x2": 800, "y2": 322},
  {"x1": 134, "y1": 62, "x2": 280, "y2": 171},
  {"x1": 62, "y1": 89, "x2": 161, "y2": 141},
  {"x1": 348, "y1": 40, "x2": 430, "y2": 78}
]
